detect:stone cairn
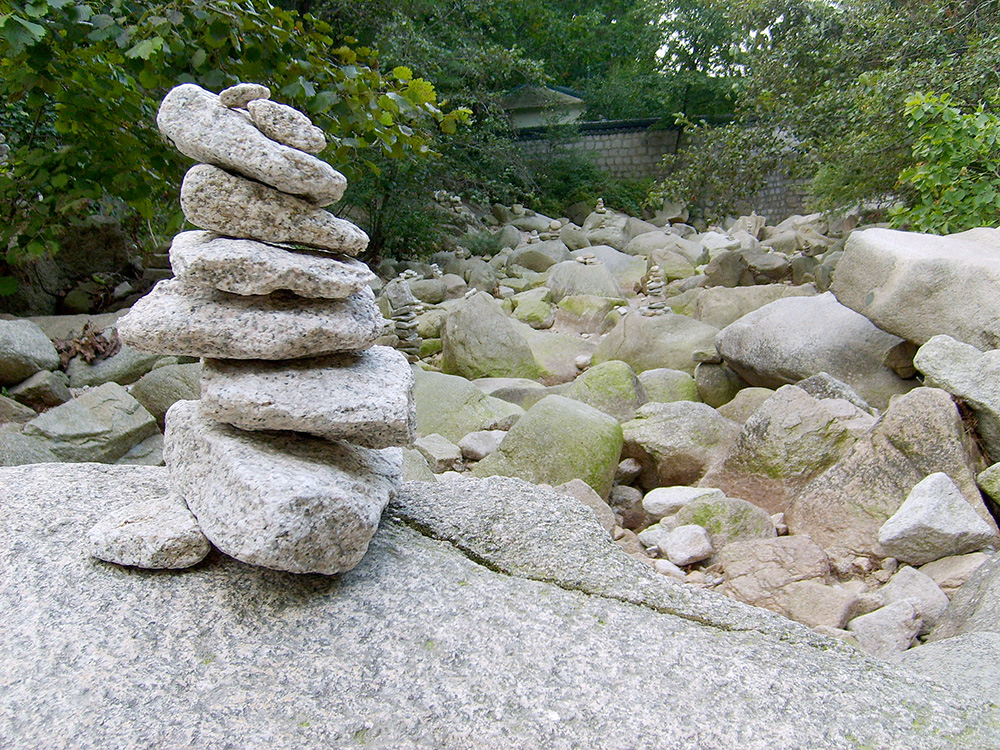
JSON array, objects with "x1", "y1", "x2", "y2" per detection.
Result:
[
  {"x1": 641, "y1": 265, "x2": 668, "y2": 316},
  {"x1": 118, "y1": 83, "x2": 415, "y2": 575}
]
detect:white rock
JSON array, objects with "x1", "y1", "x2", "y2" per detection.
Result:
[
  {"x1": 200, "y1": 346, "x2": 415, "y2": 449},
  {"x1": 157, "y1": 83, "x2": 344, "y2": 205},
  {"x1": 847, "y1": 601, "x2": 922, "y2": 659},
  {"x1": 248, "y1": 98, "x2": 326, "y2": 154},
  {"x1": 878, "y1": 472, "x2": 997, "y2": 565},
  {"x1": 165, "y1": 400, "x2": 401, "y2": 574},
  {"x1": 653, "y1": 558, "x2": 686, "y2": 579},
  {"x1": 660, "y1": 524, "x2": 713, "y2": 566},
  {"x1": 458, "y1": 429, "x2": 507, "y2": 461},
  {"x1": 169, "y1": 230, "x2": 375, "y2": 298},
  {"x1": 218, "y1": 82, "x2": 270, "y2": 108},
  {"x1": 642, "y1": 486, "x2": 725, "y2": 520},
  {"x1": 637, "y1": 524, "x2": 668, "y2": 550},
  {"x1": 88, "y1": 493, "x2": 210, "y2": 569},
  {"x1": 881, "y1": 566, "x2": 950, "y2": 634},
  {"x1": 180, "y1": 165, "x2": 368, "y2": 255},
  {"x1": 414, "y1": 433, "x2": 463, "y2": 473},
  {"x1": 118, "y1": 279, "x2": 382, "y2": 360}
]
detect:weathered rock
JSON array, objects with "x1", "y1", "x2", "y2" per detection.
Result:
[
  {"x1": 554, "y1": 478, "x2": 617, "y2": 532},
  {"x1": 716, "y1": 387, "x2": 775, "y2": 423},
  {"x1": 553, "y1": 294, "x2": 625, "y2": 335},
  {"x1": 0, "y1": 394, "x2": 37, "y2": 424},
  {"x1": 694, "y1": 362, "x2": 746, "y2": 408},
  {"x1": 914, "y1": 334, "x2": 1000, "y2": 461},
  {"x1": 787, "y1": 388, "x2": 996, "y2": 558},
  {"x1": 622, "y1": 401, "x2": 740, "y2": 490},
  {"x1": 128, "y1": 362, "x2": 202, "y2": 429},
  {"x1": 88, "y1": 493, "x2": 210, "y2": 569},
  {"x1": 0, "y1": 319, "x2": 60, "y2": 386},
  {"x1": 22, "y1": 383, "x2": 159, "y2": 463},
  {"x1": 545, "y1": 260, "x2": 622, "y2": 302},
  {"x1": 472, "y1": 376, "x2": 549, "y2": 409},
  {"x1": 795, "y1": 372, "x2": 876, "y2": 416},
  {"x1": 165, "y1": 400, "x2": 401, "y2": 574},
  {"x1": 1, "y1": 464, "x2": 998, "y2": 748},
  {"x1": 877, "y1": 472, "x2": 997, "y2": 565},
  {"x1": 700, "y1": 385, "x2": 875, "y2": 515},
  {"x1": 247, "y1": 98, "x2": 326, "y2": 153},
  {"x1": 674, "y1": 496, "x2": 776, "y2": 551},
  {"x1": 692, "y1": 283, "x2": 816, "y2": 330},
  {"x1": 720, "y1": 535, "x2": 831, "y2": 613},
  {"x1": 660, "y1": 524, "x2": 714, "y2": 566},
  {"x1": 0, "y1": 432, "x2": 59, "y2": 465},
  {"x1": 119, "y1": 279, "x2": 382, "y2": 360},
  {"x1": 593, "y1": 311, "x2": 720, "y2": 375},
  {"x1": 218, "y1": 82, "x2": 270, "y2": 108},
  {"x1": 157, "y1": 83, "x2": 344, "y2": 205},
  {"x1": 457, "y1": 429, "x2": 506, "y2": 461},
  {"x1": 65, "y1": 344, "x2": 162, "y2": 388},
  {"x1": 440, "y1": 292, "x2": 542, "y2": 381},
  {"x1": 413, "y1": 369, "x2": 524, "y2": 443},
  {"x1": 900, "y1": 632, "x2": 1000, "y2": 700},
  {"x1": 507, "y1": 239, "x2": 569, "y2": 271},
  {"x1": 513, "y1": 323, "x2": 593, "y2": 386},
  {"x1": 832, "y1": 227, "x2": 1000, "y2": 350},
  {"x1": 472, "y1": 395, "x2": 623, "y2": 497},
  {"x1": 180, "y1": 165, "x2": 368, "y2": 255},
  {"x1": 8, "y1": 369, "x2": 70, "y2": 410},
  {"x1": 414, "y1": 433, "x2": 463, "y2": 473},
  {"x1": 642, "y1": 486, "x2": 724, "y2": 520},
  {"x1": 561, "y1": 360, "x2": 645, "y2": 422},
  {"x1": 779, "y1": 581, "x2": 858, "y2": 630},
  {"x1": 510, "y1": 287, "x2": 555, "y2": 329},
  {"x1": 569, "y1": 246, "x2": 646, "y2": 295},
  {"x1": 847, "y1": 601, "x2": 922, "y2": 659},
  {"x1": 929, "y1": 553, "x2": 1000, "y2": 641},
  {"x1": 201, "y1": 347, "x2": 413, "y2": 448},
  {"x1": 715, "y1": 292, "x2": 913, "y2": 409},
  {"x1": 881, "y1": 566, "x2": 950, "y2": 634},
  {"x1": 636, "y1": 367, "x2": 699, "y2": 404},
  {"x1": 116, "y1": 432, "x2": 165, "y2": 466},
  {"x1": 169, "y1": 230, "x2": 374, "y2": 298},
  {"x1": 703, "y1": 250, "x2": 753, "y2": 287},
  {"x1": 919, "y1": 553, "x2": 990, "y2": 598}
]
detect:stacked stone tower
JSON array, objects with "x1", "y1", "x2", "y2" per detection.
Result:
[{"x1": 119, "y1": 83, "x2": 414, "y2": 575}]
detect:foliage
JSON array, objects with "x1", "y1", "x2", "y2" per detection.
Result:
[
  {"x1": 0, "y1": 0, "x2": 469, "y2": 272},
  {"x1": 890, "y1": 92, "x2": 1000, "y2": 234}
]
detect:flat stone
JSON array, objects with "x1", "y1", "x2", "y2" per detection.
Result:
[
  {"x1": 847, "y1": 601, "x2": 922, "y2": 659},
  {"x1": 248, "y1": 98, "x2": 326, "y2": 154},
  {"x1": 878, "y1": 472, "x2": 997, "y2": 565},
  {"x1": 413, "y1": 433, "x2": 462, "y2": 473},
  {"x1": 0, "y1": 432, "x2": 59, "y2": 465},
  {"x1": 118, "y1": 279, "x2": 382, "y2": 359},
  {"x1": 157, "y1": 83, "x2": 344, "y2": 205},
  {"x1": 22, "y1": 382, "x2": 159, "y2": 463},
  {"x1": 180, "y1": 165, "x2": 368, "y2": 255},
  {"x1": 642, "y1": 486, "x2": 725, "y2": 520},
  {"x1": 918, "y1": 553, "x2": 990, "y2": 597},
  {"x1": 218, "y1": 82, "x2": 270, "y2": 108},
  {"x1": 165, "y1": 400, "x2": 401, "y2": 575},
  {"x1": 0, "y1": 394, "x2": 36, "y2": 424},
  {"x1": 0, "y1": 319, "x2": 60, "y2": 386},
  {"x1": 169, "y1": 230, "x2": 374, "y2": 298},
  {"x1": 201, "y1": 346, "x2": 414, "y2": 449},
  {"x1": 88, "y1": 493, "x2": 210, "y2": 569},
  {"x1": 8, "y1": 369, "x2": 71, "y2": 410}
]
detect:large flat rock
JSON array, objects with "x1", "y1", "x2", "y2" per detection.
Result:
[{"x1": 1, "y1": 465, "x2": 997, "y2": 749}]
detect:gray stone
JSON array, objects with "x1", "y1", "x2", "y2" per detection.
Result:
[
  {"x1": 929, "y1": 553, "x2": 1000, "y2": 641},
  {"x1": 674, "y1": 496, "x2": 776, "y2": 551},
  {"x1": 900, "y1": 632, "x2": 1000, "y2": 700},
  {"x1": 545, "y1": 260, "x2": 622, "y2": 302},
  {"x1": 165, "y1": 400, "x2": 401, "y2": 575},
  {"x1": 621, "y1": 401, "x2": 740, "y2": 490},
  {"x1": 414, "y1": 433, "x2": 463, "y2": 473},
  {"x1": 832, "y1": 227, "x2": 1000, "y2": 350},
  {"x1": 471, "y1": 376, "x2": 549, "y2": 409},
  {"x1": 119, "y1": 279, "x2": 382, "y2": 360},
  {"x1": 847, "y1": 601, "x2": 922, "y2": 659},
  {"x1": 218, "y1": 82, "x2": 270, "y2": 108},
  {"x1": 554, "y1": 478, "x2": 617, "y2": 532},
  {"x1": 1, "y1": 464, "x2": 998, "y2": 748},
  {"x1": 507, "y1": 239, "x2": 569, "y2": 271},
  {"x1": 0, "y1": 432, "x2": 59, "y2": 465},
  {"x1": 660, "y1": 524, "x2": 713, "y2": 566},
  {"x1": 457, "y1": 429, "x2": 506, "y2": 461},
  {"x1": 636, "y1": 367, "x2": 699, "y2": 404},
  {"x1": 787, "y1": 388, "x2": 995, "y2": 559},
  {"x1": 157, "y1": 83, "x2": 344, "y2": 205},
  {"x1": 552, "y1": 294, "x2": 624, "y2": 335},
  {"x1": 878, "y1": 472, "x2": 997, "y2": 565},
  {"x1": 0, "y1": 394, "x2": 37, "y2": 424},
  {"x1": 128, "y1": 362, "x2": 202, "y2": 429},
  {"x1": 440, "y1": 292, "x2": 542, "y2": 381},
  {"x1": 180, "y1": 165, "x2": 368, "y2": 255},
  {"x1": 569, "y1": 245, "x2": 646, "y2": 295},
  {"x1": 561, "y1": 359, "x2": 645, "y2": 422},
  {"x1": 919, "y1": 553, "x2": 991, "y2": 598},
  {"x1": 881, "y1": 566, "x2": 950, "y2": 633},
  {"x1": 795, "y1": 372, "x2": 875, "y2": 415},
  {"x1": 169, "y1": 230, "x2": 374, "y2": 298},
  {"x1": 0, "y1": 319, "x2": 60, "y2": 386},
  {"x1": 780, "y1": 581, "x2": 859, "y2": 631},
  {"x1": 642, "y1": 486, "x2": 725, "y2": 520},
  {"x1": 65, "y1": 344, "x2": 162, "y2": 388},
  {"x1": 401, "y1": 447, "x2": 436, "y2": 482},
  {"x1": 22, "y1": 383, "x2": 159, "y2": 463},
  {"x1": 703, "y1": 250, "x2": 753, "y2": 287},
  {"x1": 88, "y1": 493, "x2": 210, "y2": 569},
  {"x1": 200, "y1": 347, "x2": 414, "y2": 449},
  {"x1": 914, "y1": 334, "x2": 1000, "y2": 461},
  {"x1": 413, "y1": 369, "x2": 524, "y2": 443},
  {"x1": 116, "y1": 432, "x2": 165, "y2": 466},
  {"x1": 593, "y1": 311, "x2": 720, "y2": 376},
  {"x1": 8, "y1": 369, "x2": 71, "y2": 410},
  {"x1": 716, "y1": 387, "x2": 775, "y2": 423},
  {"x1": 716, "y1": 292, "x2": 913, "y2": 409},
  {"x1": 694, "y1": 362, "x2": 746, "y2": 408},
  {"x1": 247, "y1": 98, "x2": 326, "y2": 154},
  {"x1": 692, "y1": 283, "x2": 816, "y2": 330},
  {"x1": 719, "y1": 535, "x2": 832, "y2": 613}
]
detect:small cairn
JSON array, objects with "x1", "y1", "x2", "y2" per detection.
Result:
[
  {"x1": 118, "y1": 83, "x2": 415, "y2": 575},
  {"x1": 641, "y1": 265, "x2": 668, "y2": 316},
  {"x1": 382, "y1": 275, "x2": 423, "y2": 362},
  {"x1": 0, "y1": 133, "x2": 8, "y2": 167}
]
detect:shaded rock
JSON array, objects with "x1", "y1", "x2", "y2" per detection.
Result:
[
  {"x1": 116, "y1": 433, "x2": 165, "y2": 466},
  {"x1": 919, "y1": 553, "x2": 991, "y2": 598},
  {"x1": 471, "y1": 377, "x2": 549, "y2": 409},
  {"x1": 694, "y1": 362, "x2": 746, "y2": 408},
  {"x1": 66, "y1": 344, "x2": 162, "y2": 388},
  {"x1": 440, "y1": 292, "x2": 542, "y2": 380},
  {"x1": 0, "y1": 319, "x2": 60, "y2": 386},
  {"x1": 128, "y1": 362, "x2": 201, "y2": 429},
  {"x1": 779, "y1": 581, "x2": 858, "y2": 630},
  {"x1": 719, "y1": 535, "x2": 832, "y2": 612},
  {"x1": 703, "y1": 251, "x2": 753, "y2": 287},
  {"x1": 169, "y1": 230, "x2": 374, "y2": 298},
  {"x1": 786, "y1": 388, "x2": 995, "y2": 558},
  {"x1": 22, "y1": 383, "x2": 159, "y2": 463},
  {"x1": 716, "y1": 387, "x2": 774, "y2": 423},
  {"x1": 401, "y1": 448, "x2": 436, "y2": 482},
  {"x1": 413, "y1": 369, "x2": 524, "y2": 443},
  {"x1": 472, "y1": 395, "x2": 623, "y2": 497},
  {"x1": 201, "y1": 347, "x2": 415, "y2": 449},
  {"x1": 507, "y1": 239, "x2": 569, "y2": 272},
  {"x1": 847, "y1": 601, "x2": 922, "y2": 659},
  {"x1": 622, "y1": 401, "x2": 739, "y2": 490},
  {"x1": 701, "y1": 385, "x2": 875, "y2": 515},
  {"x1": 8, "y1": 369, "x2": 71, "y2": 410},
  {"x1": 637, "y1": 368, "x2": 699, "y2": 404},
  {"x1": 561, "y1": 360, "x2": 645, "y2": 422},
  {"x1": 554, "y1": 477, "x2": 617, "y2": 532},
  {"x1": 877, "y1": 472, "x2": 997, "y2": 565},
  {"x1": 692, "y1": 283, "x2": 816, "y2": 330},
  {"x1": 715, "y1": 292, "x2": 913, "y2": 410},
  {"x1": 0, "y1": 432, "x2": 59, "y2": 465},
  {"x1": 165, "y1": 400, "x2": 401, "y2": 575},
  {"x1": 929, "y1": 553, "x2": 1000, "y2": 641},
  {"x1": 157, "y1": 83, "x2": 344, "y2": 205},
  {"x1": 517, "y1": 324, "x2": 596, "y2": 385},
  {"x1": 881, "y1": 566, "x2": 950, "y2": 634},
  {"x1": 119, "y1": 279, "x2": 382, "y2": 360},
  {"x1": 593, "y1": 311, "x2": 719, "y2": 375},
  {"x1": 180, "y1": 165, "x2": 368, "y2": 255},
  {"x1": 832, "y1": 227, "x2": 1000, "y2": 350},
  {"x1": 88, "y1": 494, "x2": 210, "y2": 569},
  {"x1": 674, "y1": 496, "x2": 776, "y2": 552},
  {"x1": 0, "y1": 394, "x2": 37, "y2": 424}
]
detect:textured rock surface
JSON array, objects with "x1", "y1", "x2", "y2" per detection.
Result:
[
  {"x1": 157, "y1": 83, "x2": 344, "y2": 205},
  {"x1": 7, "y1": 369, "x2": 71, "y2": 410},
  {"x1": 545, "y1": 260, "x2": 622, "y2": 301},
  {"x1": 719, "y1": 535, "x2": 831, "y2": 613},
  {"x1": 692, "y1": 283, "x2": 816, "y2": 330},
  {"x1": 247, "y1": 98, "x2": 326, "y2": 153},
  {"x1": 919, "y1": 553, "x2": 990, "y2": 597},
  {"x1": 118, "y1": 279, "x2": 382, "y2": 359},
  {"x1": 128, "y1": 362, "x2": 202, "y2": 429},
  {"x1": 643, "y1": 486, "x2": 724, "y2": 520},
  {"x1": 165, "y1": 400, "x2": 402, "y2": 574},
  {"x1": 65, "y1": 344, "x2": 162, "y2": 388},
  {"x1": 201, "y1": 347, "x2": 415, "y2": 449},
  {"x1": 847, "y1": 601, "x2": 922, "y2": 659},
  {"x1": 832, "y1": 226, "x2": 1000, "y2": 350},
  {"x1": 1, "y1": 465, "x2": 998, "y2": 749},
  {"x1": 560, "y1": 359, "x2": 645, "y2": 422},
  {"x1": 0, "y1": 319, "x2": 60, "y2": 386},
  {"x1": 0, "y1": 465, "x2": 998, "y2": 750},
  {"x1": 170, "y1": 230, "x2": 374, "y2": 298},
  {"x1": 413, "y1": 369, "x2": 524, "y2": 443},
  {"x1": 929, "y1": 553, "x2": 1000, "y2": 642},
  {"x1": 900, "y1": 632, "x2": 1000, "y2": 699},
  {"x1": 440, "y1": 292, "x2": 542, "y2": 381},
  {"x1": 180, "y1": 165, "x2": 368, "y2": 255},
  {"x1": 218, "y1": 82, "x2": 269, "y2": 108},
  {"x1": 0, "y1": 432, "x2": 59, "y2": 465},
  {"x1": 674, "y1": 496, "x2": 776, "y2": 551},
  {"x1": 715, "y1": 292, "x2": 913, "y2": 409},
  {"x1": 88, "y1": 493, "x2": 211, "y2": 569},
  {"x1": 592, "y1": 311, "x2": 719, "y2": 375},
  {"x1": 881, "y1": 566, "x2": 950, "y2": 633}
]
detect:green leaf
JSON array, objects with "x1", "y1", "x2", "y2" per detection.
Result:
[{"x1": 0, "y1": 277, "x2": 19, "y2": 297}]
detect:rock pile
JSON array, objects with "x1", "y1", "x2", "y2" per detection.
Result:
[{"x1": 116, "y1": 82, "x2": 414, "y2": 574}]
